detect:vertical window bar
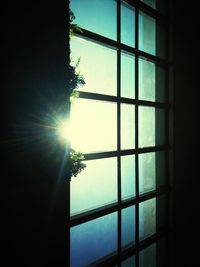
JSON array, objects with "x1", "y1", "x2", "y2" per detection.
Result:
[
  {"x1": 117, "y1": 0, "x2": 122, "y2": 258},
  {"x1": 165, "y1": 4, "x2": 171, "y2": 266},
  {"x1": 135, "y1": 4, "x2": 139, "y2": 267},
  {"x1": 66, "y1": 179, "x2": 70, "y2": 267}
]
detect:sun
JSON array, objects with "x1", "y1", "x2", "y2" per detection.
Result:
[{"x1": 57, "y1": 119, "x2": 71, "y2": 143}]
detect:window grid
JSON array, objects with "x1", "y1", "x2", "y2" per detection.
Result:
[{"x1": 67, "y1": 0, "x2": 171, "y2": 266}]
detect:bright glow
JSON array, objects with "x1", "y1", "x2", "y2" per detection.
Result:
[
  {"x1": 70, "y1": 99, "x2": 117, "y2": 153},
  {"x1": 56, "y1": 37, "x2": 118, "y2": 151},
  {"x1": 57, "y1": 119, "x2": 71, "y2": 142},
  {"x1": 57, "y1": 99, "x2": 117, "y2": 153},
  {"x1": 70, "y1": 157, "x2": 117, "y2": 215},
  {"x1": 70, "y1": 36, "x2": 117, "y2": 96}
]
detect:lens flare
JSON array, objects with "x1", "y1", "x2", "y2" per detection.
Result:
[{"x1": 57, "y1": 120, "x2": 72, "y2": 142}]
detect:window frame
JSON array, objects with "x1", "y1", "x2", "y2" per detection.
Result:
[{"x1": 67, "y1": 0, "x2": 171, "y2": 266}]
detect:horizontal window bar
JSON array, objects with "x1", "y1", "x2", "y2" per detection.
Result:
[
  {"x1": 89, "y1": 229, "x2": 169, "y2": 267},
  {"x1": 123, "y1": 0, "x2": 169, "y2": 24},
  {"x1": 78, "y1": 92, "x2": 170, "y2": 108},
  {"x1": 73, "y1": 30, "x2": 117, "y2": 50},
  {"x1": 137, "y1": 50, "x2": 169, "y2": 67},
  {"x1": 74, "y1": 31, "x2": 169, "y2": 66},
  {"x1": 84, "y1": 145, "x2": 170, "y2": 160},
  {"x1": 70, "y1": 202, "x2": 118, "y2": 227},
  {"x1": 79, "y1": 91, "x2": 118, "y2": 102},
  {"x1": 70, "y1": 186, "x2": 170, "y2": 226}
]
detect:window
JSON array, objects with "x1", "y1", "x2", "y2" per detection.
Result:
[{"x1": 67, "y1": 0, "x2": 170, "y2": 266}]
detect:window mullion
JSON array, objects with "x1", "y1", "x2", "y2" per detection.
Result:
[
  {"x1": 135, "y1": 4, "x2": 140, "y2": 267},
  {"x1": 117, "y1": 0, "x2": 122, "y2": 258}
]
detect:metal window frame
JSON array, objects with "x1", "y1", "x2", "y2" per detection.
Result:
[{"x1": 67, "y1": 0, "x2": 172, "y2": 266}]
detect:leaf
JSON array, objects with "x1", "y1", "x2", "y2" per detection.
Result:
[
  {"x1": 69, "y1": 149, "x2": 86, "y2": 177},
  {"x1": 70, "y1": 90, "x2": 80, "y2": 103}
]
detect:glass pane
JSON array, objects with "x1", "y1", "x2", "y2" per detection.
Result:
[
  {"x1": 70, "y1": 0, "x2": 117, "y2": 40},
  {"x1": 122, "y1": 255, "x2": 136, "y2": 267},
  {"x1": 121, "y1": 104, "x2": 135, "y2": 150},
  {"x1": 156, "y1": 151, "x2": 166, "y2": 187},
  {"x1": 121, "y1": 1, "x2": 135, "y2": 47},
  {"x1": 156, "y1": 66, "x2": 166, "y2": 102},
  {"x1": 139, "y1": 243, "x2": 156, "y2": 267},
  {"x1": 139, "y1": 106, "x2": 155, "y2": 148},
  {"x1": 139, "y1": 152, "x2": 156, "y2": 194},
  {"x1": 139, "y1": 152, "x2": 166, "y2": 194},
  {"x1": 121, "y1": 155, "x2": 136, "y2": 199},
  {"x1": 70, "y1": 36, "x2": 117, "y2": 96},
  {"x1": 122, "y1": 206, "x2": 135, "y2": 247},
  {"x1": 70, "y1": 157, "x2": 117, "y2": 215},
  {"x1": 70, "y1": 212, "x2": 117, "y2": 267},
  {"x1": 139, "y1": 198, "x2": 156, "y2": 240},
  {"x1": 121, "y1": 52, "x2": 135, "y2": 99},
  {"x1": 155, "y1": 108, "x2": 166, "y2": 146},
  {"x1": 139, "y1": 59, "x2": 166, "y2": 102},
  {"x1": 139, "y1": 12, "x2": 155, "y2": 55},
  {"x1": 141, "y1": 0, "x2": 156, "y2": 9},
  {"x1": 141, "y1": 0, "x2": 167, "y2": 14},
  {"x1": 139, "y1": 58, "x2": 155, "y2": 101},
  {"x1": 70, "y1": 99, "x2": 117, "y2": 153}
]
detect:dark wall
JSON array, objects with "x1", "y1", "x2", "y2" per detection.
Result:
[
  {"x1": 1, "y1": 2, "x2": 68, "y2": 266},
  {"x1": 173, "y1": 1, "x2": 199, "y2": 266}
]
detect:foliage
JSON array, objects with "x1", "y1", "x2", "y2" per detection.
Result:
[
  {"x1": 69, "y1": 149, "x2": 86, "y2": 177},
  {"x1": 69, "y1": 10, "x2": 83, "y2": 38},
  {"x1": 68, "y1": 59, "x2": 85, "y2": 96},
  {"x1": 69, "y1": 11, "x2": 85, "y2": 100},
  {"x1": 69, "y1": 90, "x2": 80, "y2": 103},
  {"x1": 68, "y1": 9, "x2": 86, "y2": 178}
]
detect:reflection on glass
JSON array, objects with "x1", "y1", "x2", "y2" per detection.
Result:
[
  {"x1": 139, "y1": 243, "x2": 156, "y2": 267},
  {"x1": 70, "y1": 158, "x2": 117, "y2": 215},
  {"x1": 139, "y1": 12, "x2": 155, "y2": 55},
  {"x1": 139, "y1": 152, "x2": 156, "y2": 194},
  {"x1": 122, "y1": 255, "x2": 136, "y2": 267},
  {"x1": 121, "y1": 52, "x2": 135, "y2": 99},
  {"x1": 70, "y1": 99, "x2": 117, "y2": 153},
  {"x1": 139, "y1": 106, "x2": 155, "y2": 148},
  {"x1": 70, "y1": 36, "x2": 117, "y2": 96},
  {"x1": 139, "y1": 198, "x2": 156, "y2": 240},
  {"x1": 70, "y1": 212, "x2": 117, "y2": 267},
  {"x1": 139, "y1": 58, "x2": 155, "y2": 101},
  {"x1": 121, "y1": 104, "x2": 135, "y2": 150},
  {"x1": 121, "y1": 155, "x2": 136, "y2": 199},
  {"x1": 122, "y1": 206, "x2": 135, "y2": 247},
  {"x1": 121, "y1": 2, "x2": 135, "y2": 47},
  {"x1": 70, "y1": 0, "x2": 117, "y2": 40}
]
